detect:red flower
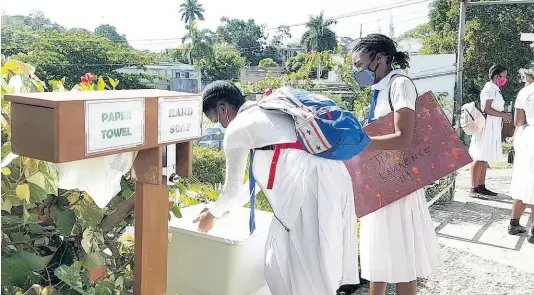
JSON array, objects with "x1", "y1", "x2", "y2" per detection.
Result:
[{"x1": 81, "y1": 73, "x2": 97, "y2": 84}]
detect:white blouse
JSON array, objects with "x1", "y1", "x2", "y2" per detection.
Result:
[
  {"x1": 480, "y1": 81, "x2": 505, "y2": 112},
  {"x1": 370, "y1": 69, "x2": 418, "y2": 119},
  {"x1": 515, "y1": 83, "x2": 534, "y2": 126},
  {"x1": 209, "y1": 102, "x2": 297, "y2": 218}
]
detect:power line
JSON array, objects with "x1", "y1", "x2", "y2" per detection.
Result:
[
  {"x1": 2, "y1": 0, "x2": 431, "y2": 45},
  {"x1": 265, "y1": 0, "x2": 431, "y2": 31}
]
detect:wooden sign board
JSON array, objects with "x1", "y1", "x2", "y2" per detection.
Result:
[
  {"x1": 158, "y1": 97, "x2": 203, "y2": 144},
  {"x1": 5, "y1": 90, "x2": 202, "y2": 163},
  {"x1": 344, "y1": 92, "x2": 472, "y2": 217}
]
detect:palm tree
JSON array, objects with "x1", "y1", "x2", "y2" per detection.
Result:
[
  {"x1": 182, "y1": 21, "x2": 213, "y2": 64},
  {"x1": 179, "y1": 0, "x2": 205, "y2": 25},
  {"x1": 300, "y1": 12, "x2": 337, "y2": 53},
  {"x1": 182, "y1": 21, "x2": 213, "y2": 92}
]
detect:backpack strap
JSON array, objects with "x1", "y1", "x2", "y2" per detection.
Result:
[
  {"x1": 266, "y1": 141, "x2": 303, "y2": 189},
  {"x1": 387, "y1": 74, "x2": 418, "y2": 112}
]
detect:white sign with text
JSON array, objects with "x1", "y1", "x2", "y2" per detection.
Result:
[
  {"x1": 85, "y1": 99, "x2": 145, "y2": 154},
  {"x1": 158, "y1": 97, "x2": 202, "y2": 144}
]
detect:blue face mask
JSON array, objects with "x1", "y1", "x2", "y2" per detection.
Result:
[
  {"x1": 352, "y1": 55, "x2": 381, "y2": 87},
  {"x1": 352, "y1": 68, "x2": 376, "y2": 87}
]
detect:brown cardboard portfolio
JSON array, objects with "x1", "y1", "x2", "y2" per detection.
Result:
[{"x1": 344, "y1": 92, "x2": 472, "y2": 218}]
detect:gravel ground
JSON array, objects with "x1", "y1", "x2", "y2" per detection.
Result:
[
  {"x1": 353, "y1": 245, "x2": 533, "y2": 295},
  {"x1": 351, "y1": 168, "x2": 534, "y2": 295}
]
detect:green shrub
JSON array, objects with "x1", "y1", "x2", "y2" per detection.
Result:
[{"x1": 192, "y1": 147, "x2": 226, "y2": 185}]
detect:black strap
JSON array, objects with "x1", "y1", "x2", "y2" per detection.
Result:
[{"x1": 387, "y1": 74, "x2": 418, "y2": 112}]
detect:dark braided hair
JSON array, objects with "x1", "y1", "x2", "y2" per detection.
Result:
[
  {"x1": 202, "y1": 80, "x2": 245, "y2": 113},
  {"x1": 352, "y1": 34, "x2": 410, "y2": 69}
]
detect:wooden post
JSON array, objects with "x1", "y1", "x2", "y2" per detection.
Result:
[{"x1": 133, "y1": 147, "x2": 168, "y2": 295}]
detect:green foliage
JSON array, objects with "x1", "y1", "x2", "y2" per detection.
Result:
[
  {"x1": 400, "y1": 23, "x2": 433, "y2": 39},
  {"x1": 1, "y1": 60, "x2": 137, "y2": 294},
  {"x1": 200, "y1": 43, "x2": 247, "y2": 82},
  {"x1": 215, "y1": 17, "x2": 267, "y2": 66},
  {"x1": 421, "y1": 0, "x2": 534, "y2": 103},
  {"x1": 300, "y1": 12, "x2": 337, "y2": 53},
  {"x1": 192, "y1": 147, "x2": 226, "y2": 185},
  {"x1": 258, "y1": 58, "x2": 278, "y2": 67},
  {"x1": 179, "y1": 0, "x2": 205, "y2": 24},
  {"x1": 94, "y1": 24, "x2": 127, "y2": 42},
  {"x1": 285, "y1": 52, "x2": 333, "y2": 79},
  {"x1": 1, "y1": 13, "x2": 157, "y2": 90},
  {"x1": 182, "y1": 21, "x2": 213, "y2": 65}
]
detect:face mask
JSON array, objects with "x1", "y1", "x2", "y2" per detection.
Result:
[
  {"x1": 216, "y1": 107, "x2": 228, "y2": 130},
  {"x1": 496, "y1": 76, "x2": 507, "y2": 87},
  {"x1": 353, "y1": 68, "x2": 375, "y2": 87},
  {"x1": 352, "y1": 55, "x2": 380, "y2": 87}
]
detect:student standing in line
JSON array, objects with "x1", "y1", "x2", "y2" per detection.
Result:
[
  {"x1": 469, "y1": 65, "x2": 512, "y2": 199},
  {"x1": 508, "y1": 66, "x2": 534, "y2": 243},
  {"x1": 194, "y1": 81, "x2": 359, "y2": 295},
  {"x1": 351, "y1": 34, "x2": 442, "y2": 295}
]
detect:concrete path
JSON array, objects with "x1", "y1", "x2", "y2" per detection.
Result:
[{"x1": 354, "y1": 167, "x2": 534, "y2": 295}]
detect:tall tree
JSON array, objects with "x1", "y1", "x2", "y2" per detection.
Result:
[
  {"x1": 215, "y1": 17, "x2": 267, "y2": 65},
  {"x1": 179, "y1": 0, "x2": 205, "y2": 25},
  {"x1": 421, "y1": 0, "x2": 534, "y2": 103},
  {"x1": 200, "y1": 43, "x2": 246, "y2": 82},
  {"x1": 182, "y1": 21, "x2": 213, "y2": 65},
  {"x1": 270, "y1": 26, "x2": 292, "y2": 48},
  {"x1": 95, "y1": 24, "x2": 127, "y2": 42},
  {"x1": 300, "y1": 12, "x2": 337, "y2": 53}
]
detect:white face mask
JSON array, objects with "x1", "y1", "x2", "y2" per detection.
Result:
[{"x1": 216, "y1": 107, "x2": 229, "y2": 131}]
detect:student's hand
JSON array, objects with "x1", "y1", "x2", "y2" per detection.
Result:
[
  {"x1": 502, "y1": 113, "x2": 512, "y2": 123},
  {"x1": 194, "y1": 208, "x2": 216, "y2": 233},
  {"x1": 506, "y1": 137, "x2": 514, "y2": 144}
]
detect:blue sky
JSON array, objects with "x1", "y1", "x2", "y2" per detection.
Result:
[{"x1": 2, "y1": 0, "x2": 431, "y2": 52}]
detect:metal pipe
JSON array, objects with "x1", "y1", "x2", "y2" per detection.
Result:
[{"x1": 454, "y1": 0, "x2": 467, "y2": 135}]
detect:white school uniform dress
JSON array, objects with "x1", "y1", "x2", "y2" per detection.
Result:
[
  {"x1": 469, "y1": 81, "x2": 505, "y2": 162},
  {"x1": 359, "y1": 70, "x2": 442, "y2": 283},
  {"x1": 209, "y1": 101, "x2": 359, "y2": 295},
  {"x1": 509, "y1": 83, "x2": 534, "y2": 205}
]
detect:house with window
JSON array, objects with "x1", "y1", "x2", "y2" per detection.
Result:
[{"x1": 116, "y1": 62, "x2": 198, "y2": 93}]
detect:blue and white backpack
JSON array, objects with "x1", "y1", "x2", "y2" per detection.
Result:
[{"x1": 247, "y1": 87, "x2": 370, "y2": 233}]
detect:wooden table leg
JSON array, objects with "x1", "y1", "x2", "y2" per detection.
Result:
[
  {"x1": 133, "y1": 147, "x2": 168, "y2": 295},
  {"x1": 134, "y1": 182, "x2": 168, "y2": 295}
]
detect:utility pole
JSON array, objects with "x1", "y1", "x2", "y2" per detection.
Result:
[
  {"x1": 454, "y1": 0, "x2": 467, "y2": 132},
  {"x1": 197, "y1": 64, "x2": 202, "y2": 94},
  {"x1": 360, "y1": 24, "x2": 363, "y2": 38}
]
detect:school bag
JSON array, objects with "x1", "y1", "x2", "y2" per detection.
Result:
[
  {"x1": 460, "y1": 102, "x2": 486, "y2": 135},
  {"x1": 247, "y1": 87, "x2": 371, "y2": 233}
]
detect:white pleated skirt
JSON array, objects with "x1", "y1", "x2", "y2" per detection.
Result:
[
  {"x1": 469, "y1": 115, "x2": 503, "y2": 162},
  {"x1": 256, "y1": 151, "x2": 359, "y2": 295},
  {"x1": 510, "y1": 125, "x2": 534, "y2": 205},
  {"x1": 359, "y1": 189, "x2": 442, "y2": 283}
]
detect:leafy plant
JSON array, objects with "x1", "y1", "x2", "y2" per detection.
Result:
[
  {"x1": 1, "y1": 58, "x2": 137, "y2": 294},
  {"x1": 258, "y1": 58, "x2": 278, "y2": 67}
]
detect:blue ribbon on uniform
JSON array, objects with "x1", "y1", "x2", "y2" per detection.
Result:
[
  {"x1": 248, "y1": 149, "x2": 256, "y2": 235},
  {"x1": 367, "y1": 89, "x2": 380, "y2": 124}
]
